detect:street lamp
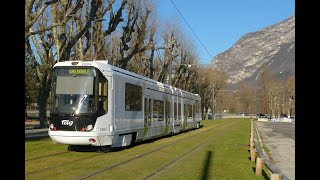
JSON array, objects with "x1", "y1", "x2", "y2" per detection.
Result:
[{"x1": 91, "y1": 18, "x2": 106, "y2": 61}]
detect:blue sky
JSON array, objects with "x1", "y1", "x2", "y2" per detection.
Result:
[{"x1": 155, "y1": 0, "x2": 295, "y2": 65}]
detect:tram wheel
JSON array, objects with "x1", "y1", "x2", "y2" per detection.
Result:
[
  {"x1": 100, "y1": 145, "x2": 111, "y2": 153},
  {"x1": 68, "y1": 145, "x2": 77, "y2": 151}
]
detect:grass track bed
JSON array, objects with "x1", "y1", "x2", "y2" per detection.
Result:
[{"x1": 26, "y1": 119, "x2": 270, "y2": 180}]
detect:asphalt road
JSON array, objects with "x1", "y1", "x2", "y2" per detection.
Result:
[
  {"x1": 256, "y1": 121, "x2": 295, "y2": 180},
  {"x1": 25, "y1": 128, "x2": 49, "y2": 140}
]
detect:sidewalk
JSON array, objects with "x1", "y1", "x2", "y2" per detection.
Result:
[{"x1": 256, "y1": 121, "x2": 295, "y2": 180}]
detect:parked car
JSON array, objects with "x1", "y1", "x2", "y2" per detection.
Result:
[
  {"x1": 256, "y1": 113, "x2": 267, "y2": 118},
  {"x1": 238, "y1": 112, "x2": 249, "y2": 116},
  {"x1": 290, "y1": 116, "x2": 295, "y2": 122},
  {"x1": 280, "y1": 114, "x2": 288, "y2": 118}
]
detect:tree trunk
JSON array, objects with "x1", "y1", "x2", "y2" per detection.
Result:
[
  {"x1": 205, "y1": 107, "x2": 208, "y2": 120},
  {"x1": 287, "y1": 98, "x2": 293, "y2": 118},
  {"x1": 25, "y1": 106, "x2": 28, "y2": 121},
  {"x1": 38, "y1": 72, "x2": 52, "y2": 128},
  {"x1": 271, "y1": 110, "x2": 275, "y2": 119},
  {"x1": 119, "y1": 57, "x2": 129, "y2": 70},
  {"x1": 277, "y1": 101, "x2": 280, "y2": 118},
  {"x1": 38, "y1": 88, "x2": 49, "y2": 128},
  {"x1": 149, "y1": 49, "x2": 155, "y2": 79}
]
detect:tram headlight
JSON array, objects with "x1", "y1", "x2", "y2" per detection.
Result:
[
  {"x1": 86, "y1": 124, "x2": 93, "y2": 131},
  {"x1": 49, "y1": 124, "x2": 54, "y2": 130}
]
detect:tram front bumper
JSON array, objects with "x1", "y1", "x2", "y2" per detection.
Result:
[{"x1": 48, "y1": 130, "x2": 113, "y2": 146}]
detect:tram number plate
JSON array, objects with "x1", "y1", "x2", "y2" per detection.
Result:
[{"x1": 100, "y1": 128, "x2": 107, "y2": 131}]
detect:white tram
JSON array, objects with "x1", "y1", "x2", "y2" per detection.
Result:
[{"x1": 48, "y1": 60, "x2": 202, "y2": 151}]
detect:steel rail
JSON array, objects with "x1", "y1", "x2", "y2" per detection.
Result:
[
  {"x1": 144, "y1": 121, "x2": 239, "y2": 179},
  {"x1": 79, "y1": 120, "x2": 235, "y2": 179}
]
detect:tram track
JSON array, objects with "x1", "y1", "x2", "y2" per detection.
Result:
[
  {"x1": 78, "y1": 120, "x2": 237, "y2": 179},
  {"x1": 144, "y1": 120, "x2": 239, "y2": 179},
  {"x1": 25, "y1": 151, "x2": 70, "y2": 161},
  {"x1": 25, "y1": 153, "x2": 105, "y2": 176},
  {"x1": 26, "y1": 120, "x2": 233, "y2": 177}
]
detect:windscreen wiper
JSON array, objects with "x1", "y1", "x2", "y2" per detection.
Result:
[{"x1": 71, "y1": 94, "x2": 87, "y2": 116}]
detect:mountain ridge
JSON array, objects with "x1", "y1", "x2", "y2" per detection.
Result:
[{"x1": 211, "y1": 15, "x2": 295, "y2": 85}]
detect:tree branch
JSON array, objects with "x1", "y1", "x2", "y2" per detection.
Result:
[
  {"x1": 26, "y1": 22, "x2": 63, "y2": 40},
  {"x1": 25, "y1": 0, "x2": 58, "y2": 32}
]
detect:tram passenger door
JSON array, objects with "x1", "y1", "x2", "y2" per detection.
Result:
[{"x1": 143, "y1": 97, "x2": 152, "y2": 138}]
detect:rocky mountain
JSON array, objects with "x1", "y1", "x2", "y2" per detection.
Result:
[{"x1": 211, "y1": 15, "x2": 295, "y2": 85}]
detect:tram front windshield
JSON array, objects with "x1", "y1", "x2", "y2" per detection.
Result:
[{"x1": 51, "y1": 68, "x2": 97, "y2": 115}]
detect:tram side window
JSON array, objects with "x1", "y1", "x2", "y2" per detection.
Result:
[
  {"x1": 188, "y1": 104, "x2": 192, "y2": 118},
  {"x1": 165, "y1": 100, "x2": 170, "y2": 124},
  {"x1": 125, "y1": 83, "x2": 142, "y2": 111},
  {"x1": 153, "y1": 100, "x2": 164, "y2": 121},
  {"x1": 98, "y1": 76, "x2": 108, "y2": 114}
]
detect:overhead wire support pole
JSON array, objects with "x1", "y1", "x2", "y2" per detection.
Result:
[
  {"x1": 169, "y1": 33, "x2": 175, "y2": 86},
  {"x1": 212, "y1": 85, "x2": 215, "y2": 119},
  {"x1": 169, "y1": 47, "x2": 172, "y2": 86}
]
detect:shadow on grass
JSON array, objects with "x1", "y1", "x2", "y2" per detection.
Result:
[
  {"x1": 252, "y1": 167, "x2": 270, "y2": 180},
  {"x1": 201, "y1": 150, "x2": 213, "y2": 180}
]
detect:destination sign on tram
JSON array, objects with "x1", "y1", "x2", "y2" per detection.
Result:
[{"x1": 69, "y1": 69, "x2": 90, "y2": 75}]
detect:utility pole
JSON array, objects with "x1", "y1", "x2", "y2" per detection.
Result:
[
  {"x1": 169, "y1": 48, "x2": 172, "y2": 86},
  {"x1": 212, "y1": 86, "x2": 215, "y2": 119},
  {"x1": 169, "y1": 33, "x2": 175, "y2": 86}
]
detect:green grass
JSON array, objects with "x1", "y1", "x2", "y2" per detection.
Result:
[
  {"x1": 150, "y1": 119, "x2": 270, "y2": 180},
  {"x1": 25, "y1": 119, "x2": 270, "y2": 179}
]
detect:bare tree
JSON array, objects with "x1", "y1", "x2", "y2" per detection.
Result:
[
  {"x1": 156, "y1": 32, "x2": 174, "y2": 83},
  {"x1": 126, "y1": 1, "x2": 158, "y2": 77},
  {"x1": 258, "y1": 68, "x2": 282, "y2": 119},
  {"x1": 196, "y1": 67, "x2": 227, "y2": 119},
  {"x1": 25, "y1": 0, "x2": 59, "y2": 40},
  {"x1": 115, "y1": 0, "x2": 155, "y2": 69},
  {"x1": 26, "y1": 0, "x2": 126, "y2": 128},
  {"x1": 236, "y1": 83, "x2": 254, "y2": 113},
  {"x1": 286, "y1": 76, "x2": 295, "y2": 117},
  {"x1": 26, "y1": 0, "x2": 210, "y2": 127}
]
